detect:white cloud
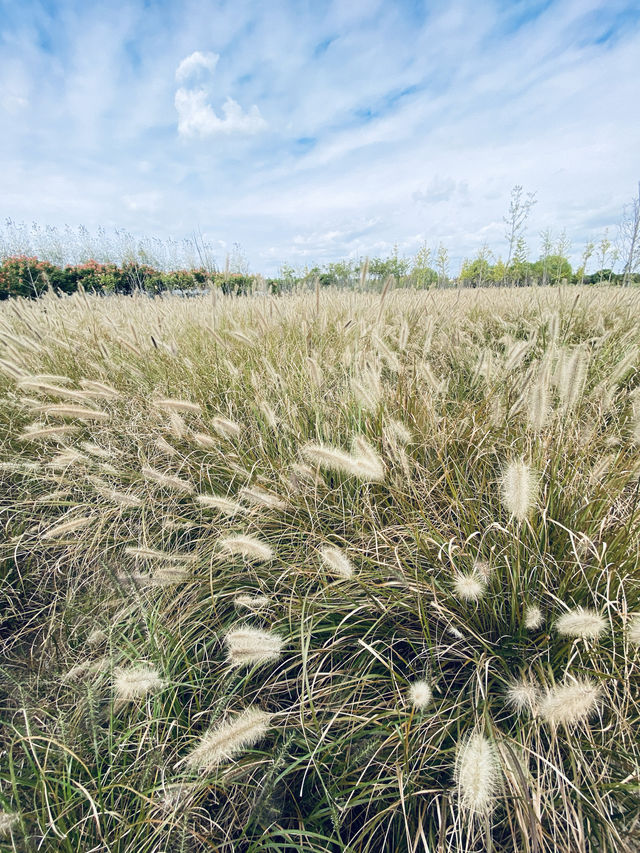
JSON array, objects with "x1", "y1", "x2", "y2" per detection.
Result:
[
  {"x1": 175, "y1": 88, "x2": 266, "y2": 137},
  {"x1": 174, "y1": 50, "x2": 266, "y2": 137},
  {"x1": 175, "y1": 50, "x2": 219, "y2": 84}
]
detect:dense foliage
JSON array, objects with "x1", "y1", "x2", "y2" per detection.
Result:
[{"x1": 0, "y1": 256, "x2": 256, "y2": 299}]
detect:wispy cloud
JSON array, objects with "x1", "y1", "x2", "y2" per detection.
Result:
[{"x1": 0, "y1": 0, "x2": 638, "y2": 273}]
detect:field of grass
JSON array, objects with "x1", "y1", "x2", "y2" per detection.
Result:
[{"x1": 1, "y1": 285, "x2": 640, "y2": 852}]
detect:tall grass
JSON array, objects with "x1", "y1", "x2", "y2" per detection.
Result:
[{"x1": 0, "y1": 285, "x2": 639, "y2": 851}]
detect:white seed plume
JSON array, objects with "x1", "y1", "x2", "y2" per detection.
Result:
[
  {"x1": 524, "y1": 604, "x2": 543, "y2": 630},
  {"x1": 556, "y1": 348, "x2": 588, "y2": 414},
  {"x1": 80, "y1": 441, "x2": 113, "y2": 458},
  {"x1": 555, "y1": 607, "x2": 607, "y2": 640},
  {"x1": 79, "y1": 379, "x2": 120, "y2": 398},
  {"x1": 352, "y1": 367, "x2": 383, "y2": 412},
  {"x1": 224, "y1": 627, "x2": 284, "y2": 667},
  {"x1": 46, "y1": 449, "x2": 88, "y2": 469},
  {"x1": 151, "y1": 565, "x2": 191, "y2": 586},
  {"x1": 167, "y1": 412, "x2": 188, "y2": 439},
  {"x1": 240, "y1": 486, "x2": 287, "y2": 510},
  {"x1": 19, "y1": 422, "x2": 78, "y2": 441},
  {"x1": 500, "y1": 459, "x2": 539, "y2": 522},
  {"x1": 219, "y1": 535, "x2": 274, "y2": 562},
  {"x1": 141, "y1": 466, "x2": 194, "y2": 494},
  {"x1": 319, "y1": 546, "x2": 354, "y2": 580},
  {"x1": 234, "y1": 595, "x2": 271, "y2": 610},
  {"x1": 62, "y1": 656, "x2": 109, "y2": 684},
  {"x1": 473, "y1": 559, "x2": 491, "y2": 580},
  {"x1": 196, "y1": 493, "x2": 243, "y2": 516},
  {"x1": 181, "y1": 707, "x2": 272, "y2": 772},
  {"x1": 506, "y1": 679, "x2": 539, "y2": 715},
  {"x1": 192, "y1": 431, "x2": 217, "y2": 449},
  {"x1": 539, "y1": 677, "x2": 601, "y2": 727},
  {"x1": 0, "y1": 811, "x2": 20, "y2": 837},
  {"x1": 153, "y1": 398, "x2": 202, "y2": 415},
  {"x1": 41, "y1": 515, "x2": 93, "y2": 539},
  {"x1": 125, "y1": 546, "x2": 196, "y2": 563},
  {"x1": 385, "y1": 418, "x2": 412, "y2": 445},
  {"x1": 87, "y1": 628, "x2": 108, "y2": 647},
  {"x1": 628, "y1": 614, "x2": 640, "y2": 645},
  {"x1": 408, "y1": 679, "x2": 432, "y2": 710},
  {"x1": 306, "y1": 356, "x2": 324, "y2": 388},
  {"x1": 302, "y1": 439, "x2": 385, "y2": 483},
  {"x1": 113, "y1": 664, "x2": 166, "y2": 702},
  {"x1": 453, "y1": 572, "x2": 486, "y2": 602},
  {"x1": 527, "y1": 367, "x2": 550, "y2": 432},
  {"x1": 155, "y1": 435, "x2": 178, "y2": 457},
  {"x1": 36, "y1": 403, "x2": 110, "y2": 421},
  {"x1": 211, "y1": 416, "x2": 241, "y2": 439},
  {"x1": 454, "y1": 732, "x2": 501, "y2": 816}
]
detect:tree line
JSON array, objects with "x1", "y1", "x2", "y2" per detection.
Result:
[{"x1": 1, "y1": 182, "x2": 638, "y2": 297}]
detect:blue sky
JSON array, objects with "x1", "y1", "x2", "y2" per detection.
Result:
[{"x1": 1, "y1": 0, "x2": 639, "y2": 274}]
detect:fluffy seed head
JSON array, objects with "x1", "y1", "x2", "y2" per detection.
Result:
[
  {"x1": 191, "y1": 432, "x2": 218, "y2": 449},
  {"x1": 234, "y1": 595, "x2": 271, "y2": 610},
  {"x1": 153, "y1": 398, "x2": 202, "y2": 415},
  {"x1": 319, "y1": 546, "x2": 354, "y2": 579},
  {"x1": 539, "y1": 677, "x2": 601, "y2": 727},
  {"x1": 155, "y1": 435, "x2": 178, "y2": 457},
  {"x1": 19, "y1": 422, "x2": 78, "y2": 441},
  {"x1": 36, "y1": 403, "x2": 109, "y2": 421},
  {"x1": 408, "y1": 679, "x2": 432, "y2": 709},
  {"x1": 453, "y1": 572, "x2": 486, "y2": 602},
  {"x1": 224, "y1": 627, "x2": 283, "y2": 667},
  {"x1": 79, "y1": 379, "x2": 119, "y2": 398},
  {"x1": 219, "y1": 535, "x2": 274, "y2": 562},
  {"x1": 351, "y1": 368, "x2": 383, "y2": 412},
  {"x1": 500, "y1": 459, "x2": 539, "y2": 522},
  {"x1": 628, "y1": 613, "x2": 640, "y2": 645},
  {"x1": 196, "y1": 494, "x2": 243, "y2": 515},
  {"x1": 141, "y1": 466, "x2": 194, "y2": 494},
  {"x1": 302, "y1": 440, "x2": 385, "y2": 483},
  {"x1": 0, "y1": 811, "x2": 20, "y2": 837},
  {"x1": 152, "y1": 566, "x2": 191, "y2": 586},
  {"x1": 125, "y1": 546, "x2": 196, "y2": 564},
  {"x1": 527, "y1": 369, "x2": 550, "y2": 432},
  {"x1": 113, "y1": 664, "x2": 166, "y2": 702},
  {"x1": 211, "y1": 416, "x2": 241, "y2": 439},
  {"x1": 385, "y1": 418, "x2": 412, "y2": 445},
  {"x1": 506, "y1": 679, "x2": 539, "y2": 715},
  {"x1": 61, "y1": 656, "x2": 109, "y2": 684},
  {"x1": 454, "y1": 732, "x2": 501, "y2": 816},
  {"x1": 240, "y1": 486, "x2": 287, "y2": 510},
  {"x1": 87, "y1": 628, "x2": 108, "y2": 646},
  {"x1": 555, "y1": 607, "x2": 607, "y2": 640},
  {"x1": 524, "y1": 604, "x2": 543, "y2": 629},
  {"x1": 182, "y1": 707, "x2": 272, "y2": 771},
  {"x1": 42, "y1": 515, "x2": 93, "y2": 539}
]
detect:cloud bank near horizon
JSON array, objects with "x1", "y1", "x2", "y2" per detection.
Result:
[{"x1": 0, "y1": 0, "x2": 639, "y2": 274}]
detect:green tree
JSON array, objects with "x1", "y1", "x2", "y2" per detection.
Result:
[
  {"x1": 436, "y1": 243, "x2": 449, "y2": 287},
  {"x1": 411, "y1": 242, "x2": 437, "y2": 288},
  {"x1": 504, "y1": 185, "x2": 537, "y2": 283},
  {"x1": 596, "y1": 229, "x2": 611, "y2": 281},
  {"x1": 539, "y1": 228, "x2": 553, "y2": 286},
  {"x1": 577, "y1": 239, "x2": 595, "y2": 285}
]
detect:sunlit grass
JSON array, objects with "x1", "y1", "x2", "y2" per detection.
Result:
[{"x1": 1, "y1": 284, "x2": 639, "y2": 851}]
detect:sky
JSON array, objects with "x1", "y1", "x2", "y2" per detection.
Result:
[{"x1": 0, "y1": 0, "x2": 639, "y2": 275}]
